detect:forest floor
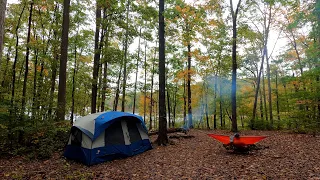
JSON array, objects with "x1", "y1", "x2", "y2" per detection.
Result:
[{"x1": 1, "y1": 129, "x2": 320, "y2": 179}]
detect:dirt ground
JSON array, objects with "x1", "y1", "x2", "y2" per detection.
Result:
[{"x1": 1, "y1": 129, "x2": 320, "y2": 179}]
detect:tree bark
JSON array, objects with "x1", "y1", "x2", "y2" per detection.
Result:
[
  {"x1": 156, "y1": 0, "x2": 168, "y2": 145},
  {"x1": 9, "y1": 3, "x2": 24, "y2": 111},
  {"x1": 265, "y1": 6, "x2": 273, "y2": 128},
  {"x1": 31, "y1": 46, "x2": 38, "y2": 120},
  {"x1": 149, "y1": 45, "x2": 156, "y2": 130},
  {"x1": 262, "y1": 70, "x2": 268, "y2": 124},
  {"x1": 167, "y1": 87, "x2": 171, "y2": 128},
  {"x1": 205, "y1": 80, "x2": 210, "y2": 129},
  {"x1": 187, "y1": 43, "x2": 192, "y2": 128},
  {"x1": 113, "y1": 43, "x2": 124, "y2": 111},
  {"x1": 183, "y1": 69, "x2": 187, "y2": 126},
  {"x1": 101, "y1": 26, "x2": 110, "y2": 112},
  {"x1": 143, "y1": 42, "x2": 147, "y2": 122},
  {"x1": 230, "y1": 0, "x2": 241, "y2": 132},
  {"x1": 70, "y1": 33, "x2": 78, "y2": 124},
  {"x1": 173, "y1": 82, "x2": 177, "y2": 127},
  {"x1": 121, "y1": 0, "x2": 130, "y2": 112},
  {"x1": 133, "y1": 26, "x2": 142, "y2": 114},
  {"x1": 48, "y1": 4, "x2": 59, "y2": 118},
  {"x1": 0, "y1": 0, "x2": 7, "y2": 66},
  {"x1": 275, "y1": 70, "x2": 280, "y2": 128},
  {"x1": 91, "y1": 2, "x2": 101, "y2": 113},
  {"x1": 213, "y1": 75, "x2": 217, "y2": 129},
  {"x1": 57, "y1": 0, "x2": 71, "y2": 121},
  {"x1": 21, "y1": 1, "x2": 34, "y2": 118}
]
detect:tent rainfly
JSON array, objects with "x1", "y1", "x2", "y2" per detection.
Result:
[{"x1": 64, "y1": 111, "x2": 152, "y2": 165}]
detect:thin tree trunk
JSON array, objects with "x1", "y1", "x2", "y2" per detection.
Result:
[
  {"x1": 167, "y1": 87, "x2": 171, "y2": 128},
  {"x1": 101, "y1": 27, "x2": 110, "y2": 112},
  {"x1": 230, "y1": 0, "x2": 242, "y2": 132},
  {"x1": 187, "y1": 43, "x2": 192, "y2": 128},
  {"x1": 113, "y1": 47, "x2": 123, "y2": 111},
  {"x1": 183, "y1": 71, "x2": 187, "y2": 126},
  {"x1": 156, "y1": 0, "x2": 168, "y2": 145},
  {"x1": 57, "y1": 0, "x2": 71, "y2": 121},
  {"x1": 213, "y1": 75, "x2": 217, "y2": 129},
  {"x1": 143, "y1": 42, "x2": 147, "y2": 122},
  {"x1": 265, "y1": 6, "x2": 273, "y2": 128},
  {"x1": 259, "y1": 86, "x2": 264, "y2": 121},
  {"x1": 121, "y1": 0, "x2": 130, "y2": 112},
  {"x1": 219, "y1": 75, "x2": 223, "y2": 128},
  {"x1": 275, "y1": 70, "x2": 280, "y2": 129},
  {"x1": 290, "y1": 30, "x2": 303, "y2": 75},
  {"x1": 31, "y1": 46, "x2": 38, "y2": 120},
  {"x1": 252, "y1": 50, "x2": 267, "y2": 128},
  {"x1": 70, "y1": 34, "x2": 77, "y2": 124},
  {"x1": 0, "y1": 0, "x2": 7, "y2": 66},
  {"x1": 149, "y1": 45, "x2": 156, "y2": 130},
  {"x1": 173, "y1": 82, "x2": 177, "y2": 127},
  {"x1": 97, "y1": 54, "x2": 103, "y2": 112},
  {"x1": 205, "y1": 80, "x2": 210, "y2": 129},
  {"x1": 133, "y1": 26, "x2": 142, "y2": 114},
  {"x1": 91, "y1": 2, "x2": 101, "y2": 113},
  {"x1": 48, "y1": 4, "x2": 59, "y2": 118},
  {"x1": 262, "y1": 71, "x2": 268, "y2": 124},
  {"x1": 21, "y1": 1, "x2": 34, "y2": 118}
]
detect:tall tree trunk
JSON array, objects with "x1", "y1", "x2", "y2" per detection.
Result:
[
  {"x1": 205, "y1": 80, "x2": 210, "y2": 129},
  {"x1": 183, "y1": 71, "x2": 187, "y2": 126},
  {"x1": 290, "y1": 30, "x2": 303, "y2": 75},
  {"x1": 101, "y1": 26, "x2": 110, "y2": 112},
  {"x1": 275, "y1": 70, "x2": 280, "y2": 129},
  {"x1": 91, "y1": 2, "x2": 101, "y2": 113},
  {"x1": 230, "y1": 0, "x2": 241, "y2": 132},
  {"x1": 213, "y1": 75, "x2": 217, "y2": 129},
  {"x1": 113, "y1": 45, "x2": 123, "y2": 111},
  {"x1": 265, "y1": 6, "x2": 273, "y2": 128},
  {"x1": 316, "y1": 0, "x2": 320, "y2": 122},
  {"x1": 262, "y1": 71, "x2": 268, "y2": 124},
  {"x1": 113, "y1": 65, "x2": 122, "y2": 111},
  {"x1": 156, "y1": 0, "x2": 168, "y2": 145},
  {"x1": 149, "y1": 45, "x2": 156, "y2": 130},
  {"x1": 0, "y1": 0, "x2": 7, "y2": 66},
  {"x1": 31, "y1": 46, "x2": 38, "y2": 120},
  {"x1": 48, "y1": 4, "x2": 59, "y2": 118},
  {"x1": 121, "y1": 0, "x2": 130, "y2": 112},
  {"x1": 143, "y1": 42, "x2": 147, "y2": 122},
  {"x1": 173, "y1": 82, "x2": 177, "y2": 127},
  {"x1": 97, "y1": 52, "x2": 103, "y2": 112},
  {"x1": 219, "y1": 74, "x2": 223, "y2": 128},
  {"x1": 56, "y1": 0, "x2": 71, "y2": 121},
  {"x1": 259, "y1": 86, "x2": 264, "y2": 121},
  {"x1": 252, "y1": 48, "x2": 267, "y2": 127},
  {"x1": 70, "y1": 34, "x2": 78, "y2": 124},
  {"x1": 21, "y1": 1, "x2": 34, "y2": 118},
  {"x1": 167, "y1": 87, "x2": 171, "y2": 128},
  {"x1": 133, "y1": 26, "x2": 142, "y2": 114},
  {"x1": 187, "y1": 43, "x2": 192, "y2": 128},
  {"x1": 100, "y1": 61, "x2": 107, "y2": 112}
]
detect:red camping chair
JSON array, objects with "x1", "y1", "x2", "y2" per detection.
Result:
[{"x1": 208, "y1": 134, "x2": 267, "y2": 152}]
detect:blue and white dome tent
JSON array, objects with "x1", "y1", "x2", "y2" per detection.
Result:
[{"x1": 64, "y1": 111, "x2": 152, "y2": 165}]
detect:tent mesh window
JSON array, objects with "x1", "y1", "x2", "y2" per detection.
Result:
[
  {"x1": 71, "y1": 128, "x2": 82, "y2": 146},
  {"x1": 105, "y1": 120, "x2": 125, "y2": 145},
  {"x1": 126, "y1": 119, "x2": 142, "y2": 143}
]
